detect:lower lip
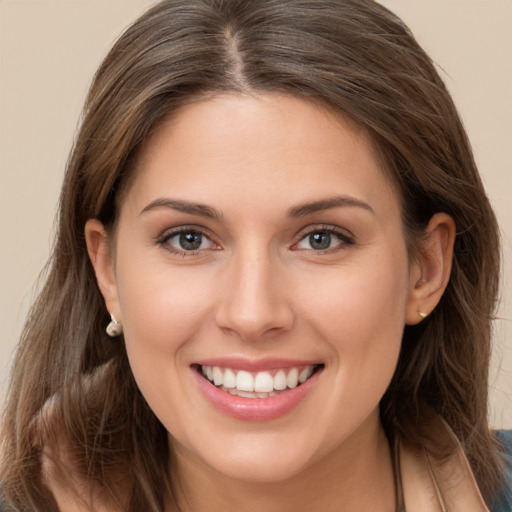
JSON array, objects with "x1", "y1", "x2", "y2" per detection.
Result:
[{"x1": 193, "y1": 367, "x2": 323, "y2": 421}]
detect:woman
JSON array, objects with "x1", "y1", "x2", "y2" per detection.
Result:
[{"x1": 0, "y1": 0, "x2": 510, "y2": 510}]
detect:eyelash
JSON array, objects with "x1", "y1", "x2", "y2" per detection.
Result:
[
  {"x1": 155, "y1": 226, "x2": 218, "y2": 256},
  {"x1": 293, "y1": 225, "x2": 355, "y2": 254},
  {"x1": 155, "y1": 225, "x2": 355, "y2": 256}
]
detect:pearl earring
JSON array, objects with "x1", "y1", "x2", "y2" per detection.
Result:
[
  {"x1": 418, "y1": 311, "x2": 428, "y2": 320},
  {"x1": 106, "y1": 313, "x2": 123, "y2": 337}
]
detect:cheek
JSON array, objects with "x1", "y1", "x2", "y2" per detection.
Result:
[
  {"x1": 295, "y1": 250, "x2": 409, "y2": 401},
  {"x1": 299, "y1": 259, "x2": 408, "y2": 347},
  {"x1": 112, "y1": 255, "x2": 217, "y2": 434},
  {"x1": 117, "y1": 268, "x2": 211, "y2": 353},
  {"x1": 112, "y1": 236, "x2": 218, "y2": 384}
]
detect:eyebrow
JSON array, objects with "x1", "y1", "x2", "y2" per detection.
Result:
[
  {"x1": 139, "y1": 198, "x2": 223, "y2": 220},
  {"x1": 287, "y1": 195, "x2": 375, "y2": 217},
  {"x1": 139, "y1": 194, "x2": 374, "y2": 220}
]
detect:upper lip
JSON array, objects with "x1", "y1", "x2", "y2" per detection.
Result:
[{"x1": 192, "y1": 357, "x2": 323, "y2": 372}]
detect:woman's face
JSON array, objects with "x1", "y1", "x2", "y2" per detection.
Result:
[{"x1": 91, "y1": 94, "x2": 423, "y2": 483}]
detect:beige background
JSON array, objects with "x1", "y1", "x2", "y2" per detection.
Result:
[{"x1": 1, "y1": 0, "x2": 511, "y2": 427}]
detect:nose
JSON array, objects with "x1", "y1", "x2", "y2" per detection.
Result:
[{"x1": 215, "y1": 251, "x2": 294, "y2": 342}]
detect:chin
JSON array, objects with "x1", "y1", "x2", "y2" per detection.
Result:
[
  {"x1": 201, "y1": 449, "x2": 315, "y2": 484},
  {"x1": 171, "y1": 421, "x2": 343, "y2": 487}
]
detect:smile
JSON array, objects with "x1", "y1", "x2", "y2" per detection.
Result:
[
  {"x1": 200, "y1": 365, "x2": 318, "y2": 398},
  {"x1": 193, "y1": 361, "x2": 324, "y2": 421}
]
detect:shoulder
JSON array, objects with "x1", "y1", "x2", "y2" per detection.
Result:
[
  {"x1": 497, "y1": 430, "x2": 512, "y2": 453},
  {"x1": 492, "y1": 430, "x2": 512, "y2": 512}
]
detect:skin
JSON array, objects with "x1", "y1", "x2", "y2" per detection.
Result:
[{"x1": 86, "y1": 93, "x2": 455, "y2": 512}]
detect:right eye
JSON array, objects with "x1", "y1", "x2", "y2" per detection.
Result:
[{"x1": 157, "y1": 228, "x2": 219, "y2": 255}]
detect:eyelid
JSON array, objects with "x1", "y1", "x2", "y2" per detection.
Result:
[
  {"x1": 154, "y1": 224, "x2": 354, "y2": 255},
  {"x1": 292, "y1": 224, "x2": 355, "y2": 251},
  {"x1": 155, "y1": 225, "x2": 220, "y2": 255},
  {"x1": 296, "y1": 224, "x2": 354, "y2": 241}
]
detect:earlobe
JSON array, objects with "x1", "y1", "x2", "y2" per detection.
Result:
[
  {"x1": 84, "y1": 219, "x2": 121, "y2": 321},
  {"x1": 405, "y1": 213, "x2": 456, "y2": 325}
]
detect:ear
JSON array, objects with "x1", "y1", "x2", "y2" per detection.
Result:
[
  {"x1": 85, "y1": 219, "x2": 121, "y2": 321},
  {"x1": 405, "y1": 213, "x2": 456, "y2": 325}
]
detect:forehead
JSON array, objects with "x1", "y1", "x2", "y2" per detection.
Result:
[{"x1": 122, "y1": 93, "x2": 400, "y2": 222}]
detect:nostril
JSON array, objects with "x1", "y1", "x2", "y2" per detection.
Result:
[{"x1": 214, "y1": 274, "x2": 294, "y2": 341}]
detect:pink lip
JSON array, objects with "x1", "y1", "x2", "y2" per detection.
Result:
[
  {"x1": 194, "y1": 357, "x2": 322, "y2": 372},
  {"x1": 192, "y1": 363, "x2": 323, "y2": 422}
]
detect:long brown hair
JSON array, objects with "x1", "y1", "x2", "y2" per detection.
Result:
[{"x1": 0, "y1": 0, "x2": 504, "y2": 509}]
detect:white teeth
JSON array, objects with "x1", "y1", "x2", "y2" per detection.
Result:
[
  {"x1": 299, "y1": 366, "x2": 313, "y2": 383},
  {"x1": 273, "y1": 370, "x2": 287, "y2": 391},
  {"x1": 287, "y1": 368, "x2": 299, "y2": 388},
  {"x1": 219, "y1": 386, "x2": 274, "y2": 399},
  {"x1": 223, "y1": 368, "x2": 236, "y2": 389},
  {"x1": 213, "y1": 366, "x2": 223, "y2": 386},
  {"x1": 236, "y1": 370, "x2": 254, "y2": 392},
  {"x1": 254, "y1": 372, "x2": 274, "y2": 393},
  {"x1": 237, "y1": 390, "x2": 258, "y2": 399},
  {"x1": 200, "y1": 364, "x2": 318, "y2": 395}
]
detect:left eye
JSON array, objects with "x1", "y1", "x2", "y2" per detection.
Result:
[
  {"x1": 295, "y1": 230, "x2": 350, "y2": 251},
  {"x1": 162, "y1": 230, "x2": 213, "y2": 252}
]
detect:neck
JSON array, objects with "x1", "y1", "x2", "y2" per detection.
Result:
[{"x1": 169, "y1": 414, "x2": 396, "y2": 512}]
